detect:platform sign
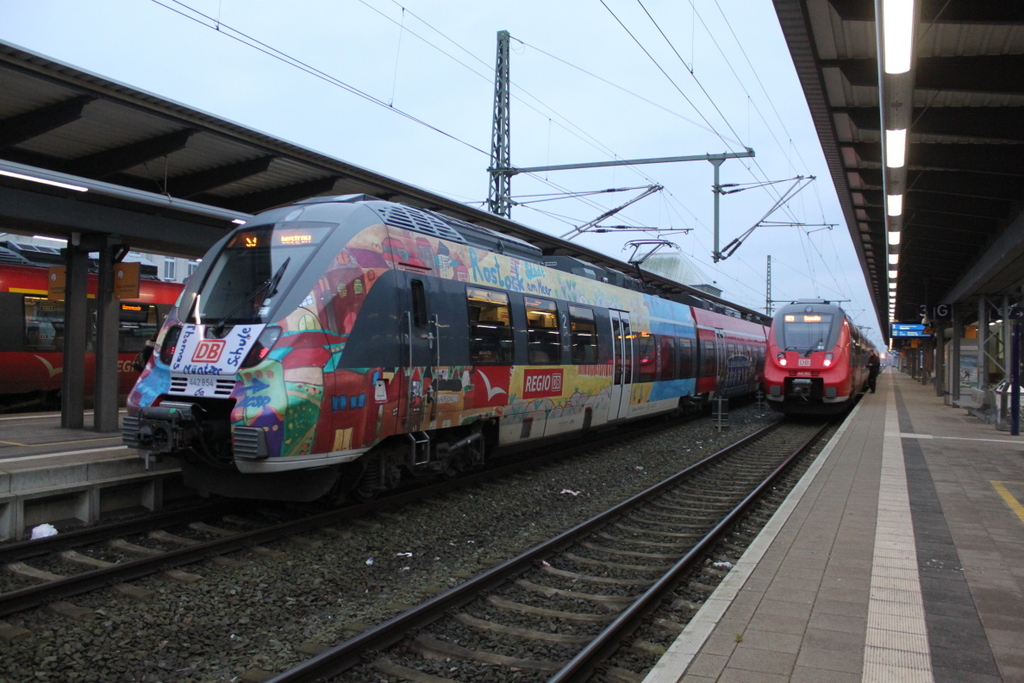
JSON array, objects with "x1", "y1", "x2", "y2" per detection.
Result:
[
  {"x1": 890, "y1": 323, "x2": 929, "y2": 338},
  {"x1": 114, "y1": 261, "x2": 140, "y2": 299},
  {"x1": 47, "y1": 266, "x2": 66, "y2": 301}
]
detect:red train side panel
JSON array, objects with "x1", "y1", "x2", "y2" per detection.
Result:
[{"x1": 0, "y1": 264, "x2": 182, "y2": 403}]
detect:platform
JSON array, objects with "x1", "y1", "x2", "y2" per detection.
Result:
[
  {"x1": 0, "y1": 410, "x2": 184, "y2": 540},
  {"x1": 0, "y1": 410, "x2": 126, "y2": 469},
  {"x1": 646, "y1": 369, "x2": 1024, "y2": 682}
]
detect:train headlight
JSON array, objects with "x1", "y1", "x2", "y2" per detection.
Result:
[
  {"x1": 242, "y1": 326, "x2": 282, "y2": 368},
  {"x1": 777, "y1": 351, "x2": 787, "y2": 366},
  {"x1": 823, "y1": 352, "x2": 834, "y2": 367}
]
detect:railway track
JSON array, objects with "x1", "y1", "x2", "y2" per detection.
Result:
[
  {"x1": 263, "y1": 418, "x2": 832, "y2": 683},
  {"x1": 0, "y1": 409, "x2": 728, "y2": 619}
]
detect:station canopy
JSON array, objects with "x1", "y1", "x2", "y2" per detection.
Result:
[
  {"x1": 775, "y1": 1, "x2": 1024, "y2": 337},
  {"x1": 0, "y1": 39, "x2": 766, "y2": 322}
]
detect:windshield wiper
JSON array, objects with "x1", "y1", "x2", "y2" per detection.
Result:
[
  {"x1": 212, "y1": 257, "x2": 291, "y2": 335},
  {"x1": 802, "y1": 338, "x2": 823, "y2": 356}
]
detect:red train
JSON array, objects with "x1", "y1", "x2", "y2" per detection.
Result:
[
  {"x1": 0, "y1": 260, "x2": 182, "y2": 410},
  {"x1": 763, "y1": 301, "x2": 875, "y2": 414},
  {"x1": 123, "y1": 196, "x2": 769, "y2": 502}
]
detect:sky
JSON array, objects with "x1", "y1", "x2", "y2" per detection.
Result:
[{"x1": 0, "y1": 0, "x2": 884, "y2": 348}]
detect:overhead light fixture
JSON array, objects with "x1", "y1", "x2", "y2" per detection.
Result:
[
  {"x1": 232, "y1": 219, "x2": 247, "y2": 225},
  {"x1": 0, "y1": 168, "x2": 89, "y2": 192},
  {"x1": 889, "y1": 282, "x2": 897, "y2": 290},
  {"x1": 889, "y1": 269, "x2": 898, "y2": 278},
  {"x1": 33, "y1": 235, "x2": 68, "y2": 244},
  {"x1": 882, "y1": 0, "x2": 915, "y2": 75},
  {"x1": 889, "y1": 253, "x2": 899, "y2": 264},
  {"x1": 887, "y1": 194, "x2": 903, "y2": 216},
  {"x1": 888, "y1": 229, "x2": 901, "y2": 245},
  {"x1": 886, "y1": 128, "x2": 907, "y2": 168}
]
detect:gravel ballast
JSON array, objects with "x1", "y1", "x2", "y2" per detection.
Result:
[{"x1": 0, "y1": 404, "x2": 777, "y2": 682}]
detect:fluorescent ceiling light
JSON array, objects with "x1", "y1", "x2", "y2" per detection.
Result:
[
  {"x1": 33, "y1": 235, "x2": 68, "y2": 244},
  {"x1": 883, "y1": 0, "x2": 914, "y2": 74},
  {"x1": 889, "y1": 282, "x2": 897, "y2": 290},
  {"x1": 889, "y1": 269, "x2": 898, "y2": 278},
  {"x1": 0, "y1": 168, "x2": 89, "y2": 192},
  {"x1": 232, "y1": 219, "x2": 247, "y2": 225},
  {"x1": 887, "y1": 194, "x2": 903, "y2": 216},
  {"x1": 889, "y1": 253, "x2": 899, "y2": 264},
  {"x1": 886, "y1": 128, "x2": 907, "y2": 168},
  {"x1": 888, "y1": 230, "x2": 901, "y2": 245}
]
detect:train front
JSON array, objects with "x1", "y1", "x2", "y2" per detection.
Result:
[
  {"x1": 122, "y1": 200, "x2": 387, "y2": 501},
  {"x1": 763, "y1": 303, "x2": 852, "y2": 414}
]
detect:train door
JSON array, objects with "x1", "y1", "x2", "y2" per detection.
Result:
[
  {"x1": 609, "y1": 310, "x2": 633, "y2": 420},
  {"x1": 400, "y1": 274, "x2": 439, "y2": 434}
]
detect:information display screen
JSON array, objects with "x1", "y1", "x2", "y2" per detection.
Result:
[{"x1": 890, "y1": 323, "x2": 929, "y2": 338}]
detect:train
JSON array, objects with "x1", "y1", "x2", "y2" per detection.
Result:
[
  {"x1": 122, "y1": 195, "x2": 769, "y2": 502},
  {"x1": 763, "y1": 300, "x2": 875, "y2": 414},
  {"x1": 0, "y1": 256, "x2": 183, "y2": 410}
]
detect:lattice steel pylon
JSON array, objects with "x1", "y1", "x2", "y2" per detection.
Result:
[{"x1": 487, "y1": 30, "x2": 512, "y2": 218}]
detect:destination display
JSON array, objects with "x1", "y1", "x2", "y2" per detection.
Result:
[{"x1": 890, "y1": 323, "x2": 929, "y2": 338}]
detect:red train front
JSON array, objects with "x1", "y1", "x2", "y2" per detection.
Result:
[{"x1": 764, "y1": 301, "x2": 873, "y2": 414}]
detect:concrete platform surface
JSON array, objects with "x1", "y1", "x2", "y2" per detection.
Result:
[
  {"x1": 646, "y1": 369, "x2": 1024, "y2": 683},
  {"x1": 0, "y1": 410, "x2": 127, "y2": 472}
]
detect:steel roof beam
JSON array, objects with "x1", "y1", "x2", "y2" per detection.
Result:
[
  {"x1": 166, "y1": 155, "x2": 276, "y2": 197},
  {"x1": 905, "y1": 195, "x2": 1014, "y2": 221},
  {"x1": 65, "y1": 128, "x2": 195, "y2": 178},
  {"x1": 210, "y1": 176, "x2": 339, "y2": 213},
  {"x1": 0, "y1": 95, "x2": 94, "y2": 150},
  {"x1": 828, "y1": 0, "x2": 1024, "y2": 22}
]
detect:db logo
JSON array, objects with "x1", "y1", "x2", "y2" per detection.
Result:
[{"x1": 192, "y1": 339, "x2": 226, "y2": 363}]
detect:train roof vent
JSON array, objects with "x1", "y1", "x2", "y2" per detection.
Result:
[
  {"x1": 441, "y1": 216, "x2": 543, "y2": 261},
  {"x1": 378, "y1": 205, "x2": 467, "y2": 244}
]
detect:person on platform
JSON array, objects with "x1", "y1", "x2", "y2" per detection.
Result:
[{"x1": 867, "y1": 352, "x2": 881, "y2": 393}]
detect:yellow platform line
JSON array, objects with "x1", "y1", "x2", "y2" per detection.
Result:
[{"x1": 992, "y1": 481, "x2": 1024, "y2": 525}]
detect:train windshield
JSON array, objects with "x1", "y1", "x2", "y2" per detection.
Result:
[
  {"x1": 779, "y1": 313, "x2": 834, "y2": 352},
  {"x1": 190, "y1": 223, "x2": 333, "y2": 327}
]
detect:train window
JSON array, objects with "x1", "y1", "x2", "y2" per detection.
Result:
[
  {"x1": 411, "y1": 279, "x2": 427, "y2": 327},
  {"x1": 637, "y1": 333, "x2": 656, "y2": 382},
  {"x1": 118, "y1": 303, "x2": 159, "y2": 354},
  {"x1": 467, "y1": 287, "x2": 512, "y2": 364},
  {"x1": 23, "y1": 297, "x2": 64, "y2": 352},
  {"x1": 678, "y1": 338, "x2": 694, "y2": 379},
  {"x1": 569, "y1": 306, "x2": 598, "y2": 364},
  {"x1": 195, "y1": 222, "x2": 333, "y2": 326},
  {"x1": 779, "y1": 313, "x2": 834, "y2": 351},
  {"x1": 701, "y1": 339, "x2": 716, "y2": 377},
  {"x1": 525, "y1": 297, "x2": 560, "y2": 364},
  {"x1": 659, "y1": 336, "x2": 677, "y2": 380}
]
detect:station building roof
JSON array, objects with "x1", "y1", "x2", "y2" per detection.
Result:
[
  {"x1": 774, "y1": 1, "x2": 1024, "y2": 336},
  {"x1": 0, "y1": 39, "x2": 769, "y2": 323}
]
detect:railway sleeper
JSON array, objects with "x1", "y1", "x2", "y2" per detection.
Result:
[
  {"x1": 515, "y1": 578, "x2": 636, "y2": 609},
  {"x1": 410, "y1": 633, "x2": 562, "y2": 672},
  {"x1": 540, "y1": 563, "x2": 653, "y2": 588},
  {"x1": 455, "y1": 613, "x2": 592, "y2": 644}
]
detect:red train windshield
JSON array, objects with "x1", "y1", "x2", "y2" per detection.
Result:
[
  {"x1": 189, "y1": 222, "x2": 333, "y2": 327},
  {"x1": 778, "y1": 312, "x2": 835, "y2": 352}
]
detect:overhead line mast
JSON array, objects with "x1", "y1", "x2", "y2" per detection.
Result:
[{"x1": 487, "y1": 30, "x2": 512, "y2": 217}]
